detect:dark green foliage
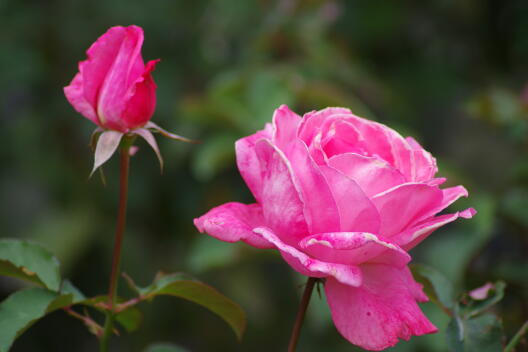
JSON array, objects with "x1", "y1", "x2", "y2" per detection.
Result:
[
  {"x1": 446, "y1": 313, "x2": 503, "y2": 352},
  {"x1": 126, "y1": 272, "x2": 246, "y2": 340},
  {"x1": 0, "y1": 288, "x2": 74, "y2": 352},
  {"x1": 0, "y1": 240, "x2": 61, "y2": 291}
]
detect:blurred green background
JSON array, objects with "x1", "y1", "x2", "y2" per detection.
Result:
[{"x1": 1, "y1": 0, "x2": 528, "y2": 351}]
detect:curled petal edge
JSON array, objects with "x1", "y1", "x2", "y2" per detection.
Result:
[
  {"x1": 299, "y1": 232, "x2": 411, "y2": 268},
  {"x1": 399, "y1": 208, "x2": 476, "y2": 250},
  {"x1": 194, "y1": 202, "x2": 273, "y2": 249},
  {"x1": 253, "y1": 227, "x2": 362, "y2": 287}
]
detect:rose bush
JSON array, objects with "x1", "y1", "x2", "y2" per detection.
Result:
[
  {"x1": 64, "y1": 25, "x2": 159, "y2": 132},
  {"x1": 195, "y1": 105, "x2": 475, "y2": 350}
]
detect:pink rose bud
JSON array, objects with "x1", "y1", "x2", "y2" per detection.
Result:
[
  {"x1": 65, "y1": 25, "x2": 192, "y2": 174},
  {"x1": 195, "y1": 105, "x2": 476, "y2": 351},
  {"x1": 469, "y1": 282, "x2": 494, "y2": 300},
  {"x1": 64, "y1": 25, "x2": 159, "y2": 133}
]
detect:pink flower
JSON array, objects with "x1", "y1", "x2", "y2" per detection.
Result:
[
  {"x1": 64, "y1": 25, "x2": 192, "y2": 174},
  {"x1": 469, "y1": 282, "x2": 494, "y2": 300},
  {"x1": 194, "y1": 105, "x2": 475, "y2": 350},
  {"x1": 64, "y1": 25, "x2": 159, "y2": 133}
]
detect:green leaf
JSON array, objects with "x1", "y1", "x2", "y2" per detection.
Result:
[
  {"x1": 411, "y1": 264, "x2": 455, "y2": 311},
  {"x1": 0, "y1": 239, "x2": 61, "y2": 291},
  {"x1": 465, "y1": 281, "x2": 506, "y2": 319},
  {"x1": 46, "y1": 293, "x2": 75, "y2": 313},
  {"x1": 446, "y1": 312, "x2": 503, "y2": 352},
  {"x1": 115, "y1": 306, "x2": 142, "y2": 333},
  {"x1": 137, "y1": 273, "x2": 246, "y2": 340},
  {"x1": 0, "y1": 288, "x2": 75, "y2": 352},
  {"x1": 144, "y1": 342, "x2": 189, "y2": 352},
  {"x1": 446, "y1": 315, "x2": 464, "y2": 352}
]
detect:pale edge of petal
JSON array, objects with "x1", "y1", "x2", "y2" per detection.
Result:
[
  {"x1": 145, "y1": 121, "x2": 196, "y2": 143},
  {"x1": 253, "y1": 227, "x2": 362, "y2": 287},
  {"x1": 133, "y1": 128, "x2": 163, "y2": 172},
  {"x1": 91, "y1": 130, "x2": 124, "y2": 176}
]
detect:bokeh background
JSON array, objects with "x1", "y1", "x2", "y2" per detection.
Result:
[{"x1": 1, "y1": 0, "x2": 527, "y2": 351}]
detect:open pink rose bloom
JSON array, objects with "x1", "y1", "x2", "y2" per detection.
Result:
[
  {"x1": 195, "y1": 105, "x2": 475, "y2": 350},
  {"x1": 64, "y1": 25, "x2": 159, "y2": 132}
]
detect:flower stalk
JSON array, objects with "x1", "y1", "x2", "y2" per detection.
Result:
[
  {"x1": 100, "y1": 138, "x2": 132, "y2": 352},
  {"x1": 288, "y1": 277, "x2": 318, "y2": 352}
]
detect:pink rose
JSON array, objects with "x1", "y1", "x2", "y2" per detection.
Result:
[
  {"x1": 64, "y1": 25, "x2": 191, "y2": 173},
  {"x1": 194, "y1": 105, "x2": 475, "y2": 350},
  {"x1": 64, "y1": 25, "x2": 159, "y2": 133}
]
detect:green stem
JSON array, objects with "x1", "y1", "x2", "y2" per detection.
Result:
[
  {"x1": 505, "y1": 320, "x2": 528, "y2": 352},
  {"x1": 287, "y1": 277, "x2": 318, "y2": 352},
  {"x1": 100, "y1": 142, "x2": 131, "y2": 352}
]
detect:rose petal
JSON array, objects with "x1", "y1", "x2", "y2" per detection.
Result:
[
  {"x1": 469, "y1": 282, "x2": 494, "y2": 300},
  {"x1": 81, "y1": 26, "x2": 129, "y2": 112},
  {"x1": 64, "y1": 72, "x2": 98, "y2": 124},
  {"x1": 325, "y1": 265, "x2": 437, "y2": 351},
  {"x1": 426, "y1": 178, "x2": 447, "y2": 187},
  {"x1": 344, "y1": 115, "x2": 398, "y2": 167},
  {"x1": 394, "y1": 185, "x2": 472, "y2": 239},
  {"x1": 319, "y1": 165, "x2": 380, "y2": 233},
  {"x1": 253, "y1": 227, "x2": 362, "y2": 287},
  {"x1": 320, "y1": 119, "x2": 364, "y2": 160},
  {"x1": 254, "y1": 139, "x2": 309, "y2": 246},
  {"x1": 343, "y1": 115, "x2": 434, "y2": 182},
  {"x1": 306, "y1": 128, "x2": 328, "y2": 165},
  {"x1": 287, "y1": 140, "x2": 340, "y2": 234},
  {"x1": 194, "y1": 202, "x2": 272, "y2": 249},
  {"x1": 406, "y1": 137, "x2": 438, "y2": 182},
  {"x1": 389, "y1": 135, "x2": 417, "y2": 181},
  {"x1": 372, "y1": 183, "x2": 443, "y2": 237},
  {"x1": 406, "y1": 185, "x2": 471, "y2": 226},
  {"x1": 299, "y1": 232, "x2": 410, "y2": 267},
  {"x1": 271, "y1": 104, "x2": 302, "y2": 155},
  {"x1": 235, "y1": 124, "x2": 273, "y2": 203},
  {"x1": 328, "y1": 153, "x2": 406, "y2": 197},
  {"x1": 121, "y1": 59, "x2": 159, "y2": 129},
  {"x1": 397, "y1": 208, "x2": 476, "y2": 250},
  {"x1": 441, "y1": 185, "x2": 469, "y2": 210},
  {"x1": 298, "y1": 107, "x2": 352, "y2": 146},
  {"x1": 97, "y1": 26, "x2": 145, "y2": 131}
]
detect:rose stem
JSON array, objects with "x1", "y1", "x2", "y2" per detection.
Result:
[
  {"x1": 288, "y1": 277, "x2": 318, "y2": 352},
  {"x1": 100, "y1": 141, "x2": 131, "y2": 352},
  {"x1": 504, "y1": 320, "x2": 528, "y2": 352}
]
